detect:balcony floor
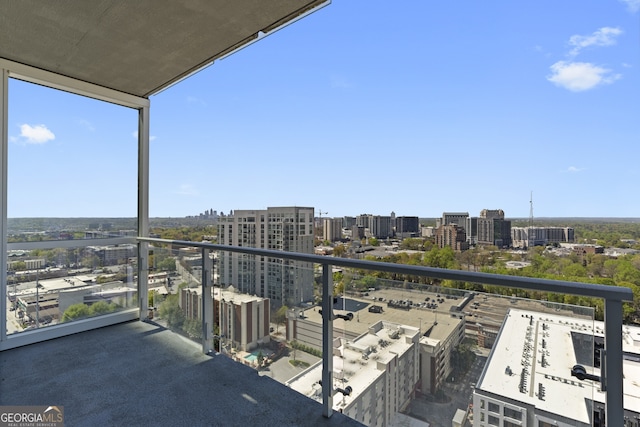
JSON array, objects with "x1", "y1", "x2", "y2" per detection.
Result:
[{"x1": 0, "y1": 320, "x2": 363, "y2": 427}]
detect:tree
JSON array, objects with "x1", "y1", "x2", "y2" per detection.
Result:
[
  {"x1": 89, "y1": 301, "x2": 117, "y2": 315},
  {"x1": 333, "y1": 244, "x2": 347, "y2": 257},
  {"x1": 274, "y1": 305, "x2": 288, "y2": 333},
  {"x1": 61, "y1": 303, "x2": 91, "y2": 322},
  {"x1": 158, "y1": 294, "x2": 185, "y2": 330}
]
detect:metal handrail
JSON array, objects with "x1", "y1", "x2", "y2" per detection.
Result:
[
  {"x1": 138, "y1": 237, "x2": 632, "y2": 301},
  {"x1": 137, "y1": 236, "x2": 633, "y2": 424}
]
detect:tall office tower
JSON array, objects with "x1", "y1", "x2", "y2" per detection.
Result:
[
  {"x1": 477, "y1": 218, "x2": 512, "y2": 247},
  {"x1": 440, "y1": 212, "x2": 469, "y2": 228},
  {"x1": 369, "y1": 215, "x2": 393, "y2": 239},
  {"x1": 477, "y1": 209, "x2": 511, "y2": 248},
  {"x1": 323, "y1": 217, "x2": 343, "y2": 242},
  {"x1": 465, "y1": 217, "x2": 478, "y2": 245},
  {"x1": 479, "y1": 209, "x2": 504, "y2": 219},
  {"x1": 217, "y1": 207, "x2": 314, "y2": 308},
  {"x1": 356, "y1": 214, "x2": 372, "y2": 229},
  {"x1": 395, "y1": 216, "x2": 420, "y2": 239},
  {"x1": 342, "y1": 216, "x2": 356, "y2": 229}
]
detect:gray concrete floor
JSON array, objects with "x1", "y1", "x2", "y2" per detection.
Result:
[{"x1": 0, "y1": 320, "x2": 363, "y2": 427}]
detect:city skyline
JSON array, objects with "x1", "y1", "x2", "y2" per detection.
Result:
[{"x1": 6, "y1": 1, "x2": 639, "y2": 219}]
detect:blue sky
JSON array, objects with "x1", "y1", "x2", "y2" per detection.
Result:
[{"x1": 7, "y1": 0, "x2": 640, "y2": 219}]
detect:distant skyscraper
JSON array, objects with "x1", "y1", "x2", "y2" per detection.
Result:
[
  {"x1": 395, "y1": 216, "x2": 420, "y2": 239},
  {"x1": 323, "y1": 217, "x2": 343, "y2": 242},
  {"x1": 436, "y1": 224, "x2": 469, "y2": 251},
  {"x1": 217, "y1": 206, "x2": 314, "y2": 308}
]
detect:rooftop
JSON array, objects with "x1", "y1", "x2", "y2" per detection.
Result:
[
  {"x1": 476, "y1": 308, "x2": 640, "y2": 423},
  {"x1": 287, "y1": 321, "x2": 419, "y2": 411},
  {"x1": 0, "y1": 319, "x2": 363, "y2": 427}
]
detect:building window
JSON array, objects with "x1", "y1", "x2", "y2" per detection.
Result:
[
  {"x1": 488, "y1": 402, "x2": 500, "y2": 413},
  {"x1": 480, "y1": 400, "x2": 485, "y2": 409},
  {"x1": 504, "y1": 421, "x2": 520, "y2": 427},
  {"x1": 488, "y1": 415, "x2": 499, "y2": 426},
  {"x1": 504, "y1": 407, "x2": 522, "y2": 420}
]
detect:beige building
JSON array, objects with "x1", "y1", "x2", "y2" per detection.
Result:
[
  {"x1": 179, "y1": 286, "x2": 270, "y2": 352},
  {"x1": 287, "y1": 320, "x2": 420, "y2": 427},
  {"x1": 286, "y1": 287, "x2": 466, "y2": 398},
  {"x1": 217, "y1": 206, "x2": 314, "y2": 308}
]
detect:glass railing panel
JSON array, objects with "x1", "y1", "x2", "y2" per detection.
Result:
[
  {"x1": 132, "y1": 239, "x2": 629, "y2": 425},
  {"x1": 147, "y1": 244, "x2": 203, "y2": 342},
  {"x1": 6, "y1": 244, "x2": 137, "y2": 334},
  {"x1": 284, "y1": 271, "x2": 597, "y2": 427}
]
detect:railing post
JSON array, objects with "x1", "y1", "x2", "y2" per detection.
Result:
[
  {"x1": 202, "y1": 248, "x2": 214, "y2": 354},
  {"x1": 321, "y1": 263, "x2": 333, "y2": 418},
  {"x1": 138, "y1": 241, "x2": 149, "y2": 320},
  {"x1": 604, "y1": 298, "x2": 624, "y2": 426}
]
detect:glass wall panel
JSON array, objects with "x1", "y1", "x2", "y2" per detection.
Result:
[
  {"x1": 4, "y1": 77, "x2": 140, "y2": 339},
  {"x1": 7, "y1": 77, "x2": 138, "y2": 225},
  {"x1": 6, "y1": 243, "x2": 137, "y2": 334}
]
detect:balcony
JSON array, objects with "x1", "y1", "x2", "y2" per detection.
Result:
[
  {"x1": 1, "y1": 237, "x2": 636, "y2": 426},
  {"x1": 0, "y1": 315, "x2": 362, "y2": 427},
  {"x1": 0, "y1": 4, "x2": 636, "y2": 426}
]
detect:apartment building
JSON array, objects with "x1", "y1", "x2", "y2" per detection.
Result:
[
  {"x1": 419, "y1": 318, "x2": 466, "y2": 395},
  {"x1": 323, "y1": 217, "x2": 343, "y2": 242},
  {"x1": 217, "y1": 207, "x2": 314, "y2": 308},
  {"x1": 436, "y1": 224, "x2": 469, "y2": 251},
  {"x1": 473, "y1": 308, "x2": 640, "y2": 426},
  {"x1": 512, "y1": 227, "x2": 575, "y2": 248},
  {"x1": 287, "y1": 321, "x2": 420, "y2": 427},
  {"x1": 179, "y1": 286, "x2": 270, "y2": 353}
]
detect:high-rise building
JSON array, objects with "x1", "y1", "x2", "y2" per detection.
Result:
[
  {"x1": 323, "y1": 217, "x2": 343, "y2": 242},
  {"x1": 370, "y1": 215, "x2": 393, "y2": 239},
  {"x1": 436, "y1": 224, "x2": 469, "y2": 251},
  {"x1": 438, "y1": 212, "x2": 470, "y2": 229},
  {"x1": 479, "y1": 209, "x2": 504, "y2": 219},
  {"x1": 477, "y1": 218, "x2": 512, "y2": 248},
  {"x1": 395, "y1": 216, "x2": 420, "y2": 239},
  {"x1": 217, "y1": 207, "x2": 314, "y2": 308}
]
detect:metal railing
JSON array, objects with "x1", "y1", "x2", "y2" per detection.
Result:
[{"x1": 138, "y1": 237, "x2": 633, "y2": 425}]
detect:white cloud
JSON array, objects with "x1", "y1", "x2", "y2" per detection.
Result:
[
  {"x1": 567, "y1": 166, "x2": 585, "y2": 173},
  {"x1": 547, "y1": 61, "x2": 621, "y2": 92},
  {"x1": 175, "y1": 184, "x2": 199, "y2": 196},
  {"x1": 19, "y1": 124, "x2": 55, "y2": 144},
  {"x1": 568, "y1": 27, "x2": 622, "y2": 57},
  {"x1": 619, "y1": 0, "x2": 640, "y2": 12}
]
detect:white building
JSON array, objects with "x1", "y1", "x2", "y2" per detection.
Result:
[
  {"x1": 473, "y1": 308, "x2": 640, "y2": 426},
  {"x1": 217, "y1": 207, "x2": 314, "y2": 308},
  {"x1": 287, "y1": 320, "x2": 420, "y2": 427},
  {"x1": 511, "y1": 227, "x2": 575, "y2": 248}
]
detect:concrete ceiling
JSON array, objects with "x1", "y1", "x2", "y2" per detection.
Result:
[{"x1": 0, "y1": 0, "x2": 329, "y2": 98}]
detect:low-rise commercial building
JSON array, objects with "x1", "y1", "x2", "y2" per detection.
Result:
[{"x1": 473, "y1": 308, "x2": 640, "y2": 426}]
